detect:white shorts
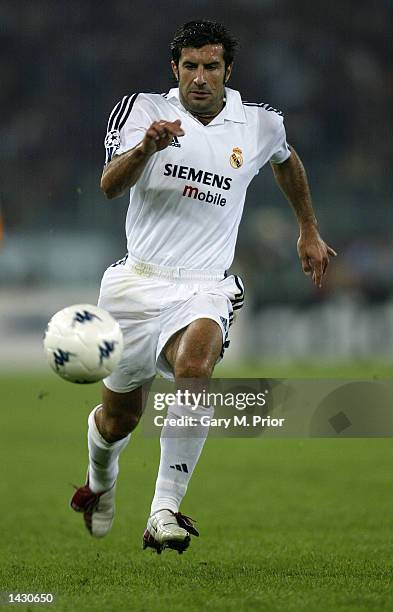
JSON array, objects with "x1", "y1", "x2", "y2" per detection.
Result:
[{"x1": 97, "y1": 254, "x2": 245, "y2": 393}]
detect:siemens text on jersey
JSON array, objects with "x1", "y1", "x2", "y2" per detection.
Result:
[{"x1": 163, "y1": 164, "x2": 232, "y2": 190}]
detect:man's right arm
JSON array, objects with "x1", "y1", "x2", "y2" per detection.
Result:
[{"x1": 100, "y1": 119, "x2": 184, "y2": 199}]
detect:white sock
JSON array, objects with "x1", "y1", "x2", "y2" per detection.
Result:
[
  {"x1": 87, "y1": 405, "x2": 131, "y2": 493},
  {"x1": 150, "y1": 403, "x2": 213, "y2": 515}
]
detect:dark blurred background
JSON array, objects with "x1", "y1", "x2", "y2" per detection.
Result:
[{"x1": 1, "y1": 0, "x2": 392, "y2": 366}]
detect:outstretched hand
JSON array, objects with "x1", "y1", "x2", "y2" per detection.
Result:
[
  {"x1": 141, "y1": 119, "x2": 185, "y2": 156},
  {"x1": 297, "y1": 227, "x2": 337, "y2": 288}
]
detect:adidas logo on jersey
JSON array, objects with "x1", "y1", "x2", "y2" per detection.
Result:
[{"x1": 169, "y1": 135, "x2": 181, "y2": 148}]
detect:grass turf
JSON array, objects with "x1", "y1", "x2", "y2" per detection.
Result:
[{"x1": 1, "y1": 366, "x2": 393, "y2": 611}]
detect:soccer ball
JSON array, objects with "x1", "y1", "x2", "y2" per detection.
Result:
[{"x1": 43, "y1": 304, "x2": 123, "y2": 383}]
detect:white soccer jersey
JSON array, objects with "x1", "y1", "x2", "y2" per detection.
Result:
[{"x1": 104, "y1": 87, "x2": 291, "y2": 272}]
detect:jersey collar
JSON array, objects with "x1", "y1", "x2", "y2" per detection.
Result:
[{"x1": 166, "y1": 87, "x2": 247, "y2": 125}]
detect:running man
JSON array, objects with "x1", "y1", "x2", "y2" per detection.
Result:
[{"x1": 71, "y1": 20, "x2": 336, "y2": 553}]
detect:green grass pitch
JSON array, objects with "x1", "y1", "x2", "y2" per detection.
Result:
[{"x1": 1, "y1": 363, "x2": 393, "y2": 611}]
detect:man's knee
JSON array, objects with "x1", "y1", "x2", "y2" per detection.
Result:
[
  {"x1": 168, "y1": 318, "x2": 223, "y2": 381},
  {"x1": 174, "y1": 356, "x2": 214, "y2": 380}
]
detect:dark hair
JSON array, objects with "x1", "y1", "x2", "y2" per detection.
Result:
[{"x1": 170, "y1": 21, "x2": 238, "y2": 68}]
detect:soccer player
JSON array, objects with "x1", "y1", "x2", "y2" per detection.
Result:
[{"x1": 71, "y1": 21, "x2": 336, "y2": 553}]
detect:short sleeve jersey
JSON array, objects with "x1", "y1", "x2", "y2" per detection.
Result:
[{"x1": 104, "y1": 87, "x2": 291, "y2": 272}]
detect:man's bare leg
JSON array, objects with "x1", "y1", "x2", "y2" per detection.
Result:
[
  {"x1": 144, "y1": 318, "x2": 222, "y2": 553},
  {"x1": 71, "y1": 382, "x2": 151, "y2": 537}
]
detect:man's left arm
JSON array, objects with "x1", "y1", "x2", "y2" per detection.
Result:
[{"x1": 271, "y1": 145, "x2": 337, "y2": 288}]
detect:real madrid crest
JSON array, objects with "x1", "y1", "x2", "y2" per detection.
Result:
[{"x1": 230, "y1": 147, "x2": 243, "y2": 169}]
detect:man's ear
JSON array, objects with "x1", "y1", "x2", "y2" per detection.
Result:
[
  {"x1": 171, "y1": 60, "x2": 179, "y2": 81},
  {"x1": 225, "y1": 62, "x2": 233, "y2": 84}
]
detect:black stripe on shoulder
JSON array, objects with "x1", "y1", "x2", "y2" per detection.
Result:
[
  {"x1": 243, "y1": 101, "x2": 283, "y2": 116},
  {"x1": 106, "y1": 93, "x2": 139, "y2": 134},
  {"x1": 104, "y1": 94, "x2": 138, "y2": 164},
  {"x1": 118, "y1": 93, "x2": 139, "y2": 130},
  {"x1": 106, "y1": 96, "x2": 127, "y2": 132}
]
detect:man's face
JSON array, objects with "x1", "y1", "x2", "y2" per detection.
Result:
[{"x1": 171, "y1": 44, "x2": 232, "y2": 118}]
